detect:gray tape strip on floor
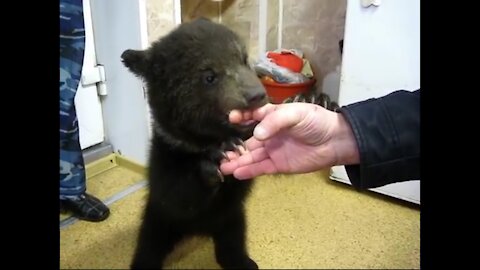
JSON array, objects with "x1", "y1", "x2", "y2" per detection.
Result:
[{"x1": 60, "y1": 180, "x2": 148, "y2": 229}]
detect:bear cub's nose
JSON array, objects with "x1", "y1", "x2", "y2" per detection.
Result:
[{"x1": 244, "y1": 90, "x2": 266, "y2": 107}]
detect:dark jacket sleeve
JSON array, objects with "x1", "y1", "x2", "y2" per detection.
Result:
[{"x1": 338, "y1": 89, "x2": 420, "y2": 189}]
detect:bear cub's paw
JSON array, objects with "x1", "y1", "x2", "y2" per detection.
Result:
[{"x1": 202, "y1": 137, "x2": 247, "y2": 185}]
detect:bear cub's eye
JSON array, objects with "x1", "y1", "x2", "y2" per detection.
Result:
[{"x1": 202, "y1": 70, "x2": 218, "y2": 85}]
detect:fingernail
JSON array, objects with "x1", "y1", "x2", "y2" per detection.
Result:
[{"x1": 254, "y1": 125, "x2": 268, "y2": 140}]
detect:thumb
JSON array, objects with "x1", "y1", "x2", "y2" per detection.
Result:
[{"x1": 253, "y1": 106, "x2": 302, "y2": 140}]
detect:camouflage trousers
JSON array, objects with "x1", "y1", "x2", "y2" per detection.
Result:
[{"x1": 60, "y1": 0, "x2": 86, "y2": 199}]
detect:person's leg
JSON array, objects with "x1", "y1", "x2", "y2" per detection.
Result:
[{"x1": 60, "y1": 0, "x2": 109, "y2": 222}]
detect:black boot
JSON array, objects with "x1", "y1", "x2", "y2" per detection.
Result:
[{"x1": 60, "y1": 193, "x2": 110, "y2": 222}]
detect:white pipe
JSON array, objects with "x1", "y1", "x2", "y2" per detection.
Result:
[
  {"x1": 218, "y1": 1, "x2": 222, "y2": 23},
  {"x1": 138, "y1": 0, "x2": 149, "y2": 48},
  {"x1": 277, "y1": 0, "x2": 283, "y2": 49},
  {"x1": 258, "y1": 0, "x2": 267, "y2": 59},
  {"x1": 173, "y1": 0, "x2": 182, "y2": 25}
]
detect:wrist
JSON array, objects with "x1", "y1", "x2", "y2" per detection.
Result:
[{"x1": 331, "y1": 112, "x2": 360, "y2": 166}]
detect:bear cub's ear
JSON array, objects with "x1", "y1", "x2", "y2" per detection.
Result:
[{"x1": 121, "y1": 49, "x2": 149, "y2": 77}]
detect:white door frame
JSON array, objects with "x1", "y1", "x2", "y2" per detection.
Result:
[{"x1": 75, "y1": 0, "x2": 105, "y2": 150}]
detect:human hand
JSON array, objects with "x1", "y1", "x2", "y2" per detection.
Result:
[{"x1": 220, "y1": 103, "x2": 360, "y2": 179}]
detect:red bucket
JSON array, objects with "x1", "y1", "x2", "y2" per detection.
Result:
[{"x1": 261, "y1": 78, "x2": 316, "y2": 104}]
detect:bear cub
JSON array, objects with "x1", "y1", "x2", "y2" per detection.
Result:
[{"x1": 121, "y1": 18, "x2": 267, "y2": 269}]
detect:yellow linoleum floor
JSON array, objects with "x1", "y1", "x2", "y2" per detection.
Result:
[{"x1": 60, "y1": 162, "x2": 420, "y2": 269}]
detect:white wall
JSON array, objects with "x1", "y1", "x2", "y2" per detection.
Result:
[{"x1": 90, "y1": 0, "x2": 150, "y2": 165}]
